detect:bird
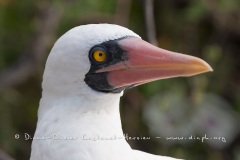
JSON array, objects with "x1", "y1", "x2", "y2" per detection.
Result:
[{"x1": 30, "y1": 24, "x2": 212, "y2": 160}]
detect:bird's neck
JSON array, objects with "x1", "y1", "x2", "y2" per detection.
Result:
[{"x1": 37, "y1": 91, "x2": 124, "y2": 136}]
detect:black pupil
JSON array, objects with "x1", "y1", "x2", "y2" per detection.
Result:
[{"x1": 99, "y1": 53, "x2": 103, "y2": 57}]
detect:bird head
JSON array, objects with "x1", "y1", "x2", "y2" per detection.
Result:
[
  {"x1": 42, "y1": 24, "x2": 212, "y2": 99},
  {"x1": 35, "y1": 24, "x2": 212, "y2": 160}
]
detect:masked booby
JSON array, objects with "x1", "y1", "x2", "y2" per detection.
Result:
[{"x1": 30, "y1": 24, "x2": 212, "y2": 160}]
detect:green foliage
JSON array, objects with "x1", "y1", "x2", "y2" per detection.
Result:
[{"x1": 185, "y1": 1, "x2": 206, "y2": 21}]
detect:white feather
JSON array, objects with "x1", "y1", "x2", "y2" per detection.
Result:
[{"x1": 30, "y1": 24, "x2": 182, "y2": 160}]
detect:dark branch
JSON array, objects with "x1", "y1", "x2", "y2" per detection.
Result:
[{"x1": 144, "y1": 0, "x2": 157, "y2": 45}]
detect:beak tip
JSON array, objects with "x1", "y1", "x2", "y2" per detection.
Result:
[
  {"x1": 203, "y1": 63, "x2": 213, "y2": 73},
  {"x1": 209, "y1": 67, "x2": 214, "y2": 72},
  {"x1": 202, "y1": 60, "x2": 214, "y2": 73},
  {"x1": 186, "y1": 58, "x2": 213, "y2": 77}
]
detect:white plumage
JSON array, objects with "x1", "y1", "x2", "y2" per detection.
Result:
[{"x1": 31, "y1": 24, "x2": 211, "y2": 160}]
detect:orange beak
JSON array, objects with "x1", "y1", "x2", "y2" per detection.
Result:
[{"x1": 96, "y1": 37, "x2": 213, "y2": 88}]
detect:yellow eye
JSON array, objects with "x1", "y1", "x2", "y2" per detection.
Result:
[{"x1": 92, "y1": 50, "x2": 107, "y2": 63}]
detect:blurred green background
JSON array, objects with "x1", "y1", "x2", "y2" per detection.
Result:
[{"x1": 0, "y1": 0, "x2": 240, "y2": 159}]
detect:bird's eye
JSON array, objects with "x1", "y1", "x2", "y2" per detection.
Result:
[
  {"x1": 93, "y1": 50, "x2": 106, "y2": 62},
  {"x1": 90, "y1": 46, "x2": 108, "y2": 64}
]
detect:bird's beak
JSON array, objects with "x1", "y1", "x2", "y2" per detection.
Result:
[{"x1": 96, "y1": 37, "x2": 213, "y2": 88}]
